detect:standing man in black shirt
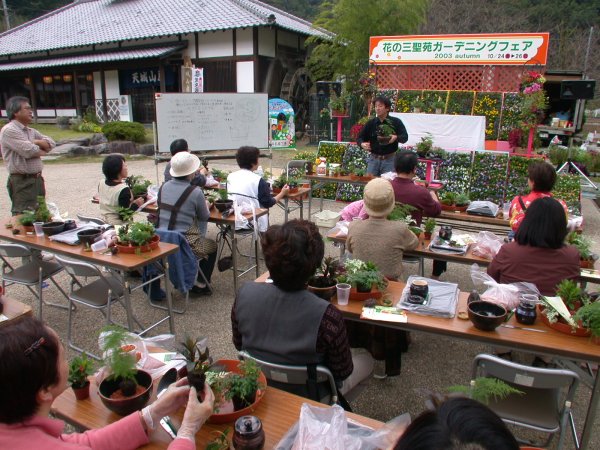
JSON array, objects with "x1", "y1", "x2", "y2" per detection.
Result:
[{"x1": 357, "y1": 96, "x2": 408, "y2": 176}]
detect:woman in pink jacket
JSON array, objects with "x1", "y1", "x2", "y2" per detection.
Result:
[{"x1": 0, "y1": 316, "x2": 214, "y2": 450}]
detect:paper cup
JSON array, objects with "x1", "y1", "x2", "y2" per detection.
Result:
[
  {"x1": 336, "y1": 283, "x2": 351, "y2": 306},
  {"x1": 33, "y1": 222, "x2": 44, "y2": 237}
]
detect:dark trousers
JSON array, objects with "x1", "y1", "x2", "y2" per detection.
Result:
[
  {"x1": 199, "y1": 250, "x2": 217, "y2": 283},
  {"x1": 433, "y1": 260, "x2": 447, "y2": 277},
  {"x1": 7, "y1": 174, "x2": 45, "y2": 215}
]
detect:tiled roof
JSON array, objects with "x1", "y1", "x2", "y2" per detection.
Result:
[
  {"x1": 0, "y1": 0, "x2": 332, "y2": 57},
  {"x1": 0, "y1": 44, "x2": 185, "y2": 71}
]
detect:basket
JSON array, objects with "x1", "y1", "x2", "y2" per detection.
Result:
[{"x1": 314, "y1": 210, "x2": 341, "y2": 228}]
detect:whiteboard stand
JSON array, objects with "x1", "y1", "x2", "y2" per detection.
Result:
[{"x1": 153, "y1": 121, "x2": 160, "y2": 185}]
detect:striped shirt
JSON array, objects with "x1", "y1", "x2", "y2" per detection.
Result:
[{"x1": 0, "y1": 120, "x2": 55, "y2": 174}]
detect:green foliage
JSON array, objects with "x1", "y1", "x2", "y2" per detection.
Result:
[
  {"x1": 18, "y1": 210, "x2": 36, "y2": 226},
  {"x1": 102, "y1": 121, "x2": 146, "y2": 143},
  {"x1": 125, "y1": 175, "x2": 152, "y2": 196},
  {"x1": 439, "y1": 191, "x2": 456, "y2": 205},
  {"x1": 454, "y1": 193, "x2": 470, "y2": 207},
  {"x1": 69, "y1": 352, "x2": 95, "y2": 388},
  {"x1": 424, "y1": 218, "x2": 436, "y2": 234},
  {"x1": 211, "y1": 169, "x2": 229, "y2": 181},
  {"x1": 388, "y1": 202, "x2": 416, "y2": 222},
  {"x1": 217, "y1": 189, "x2": 229, "y2": 201},
  {"x1": 339, "y1": 259, "x2": 387, "y2": 291},
  {"x1": 117, "y1": 207, "x2": 136, "y2": 223},
  {"x1": 205, "y1": 427, "x2": 231, "y2": 450},
  {"x1": 179, "y1": 335, "x2": 210, "y2": 364},
  {"x1": 118, "y1": 221, "x2": 155, "y2": 246},
  {"x1": 552, "y1": 174, "x2": 581, "y2": 213},
  {"x1": 566, "y1": 232, "x2": 593, "y2": 260},
  {"x1": 376, "y1": 119, "x2": 395, "y2": 137},
  {"x1": 309, "y1": 256, "x2": 339, "y2": 287},
  {"x1": 448, "y1": 377, "x2": 523, "y2": 405},
  {"x1": 224, "y1": 359, "x2": 264, "y2": 403},
  {"x1": 555, "y1": 279, "x2": 584, "y2": 310},
  {"x1": 415, "y1": 133, "x2": 434, "y2": 156},
  {"x1": 573, "y1": 302, "x2": 600, "y2": 338},
  {"x1": 35, "y1": 196, "x2": 52, "y2": 222},
  {"x1": 100, "y1": 325, "x2": 137, "y2": 384},
  {"x1": 447, "y1": 91, "x2": 475, "y2": 115}
]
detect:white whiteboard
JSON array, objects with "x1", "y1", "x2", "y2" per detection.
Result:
[{"x1": 155, "y1": 93, "x2": 269, "y2": 152}]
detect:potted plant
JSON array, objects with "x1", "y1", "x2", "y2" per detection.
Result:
[
  {"x1": 116, "y1": 221, "x2": 159, "y2": 253},
  {"x1": 98, "y1": 326, "x2": 153, "y2": 416},
  {"x1": 179, "y1": 335, "x2": 212, "y2": 384},
  {"x1": 573, "y1": 302, "x2": 600, "y2": 341},
  {"x1": 538, "y1": 283, "x2": 591, "y2": 336},
  {"x1": 68, "y1": 352, "x2": 95, "y2": 400},
  {"x1": 339, "y1": 259, "x2": 387, "y2": 299},
  {"x1": 439, "y1": 191, "x2": 457, "y2": 211},
  {"x1": 376, "y1": 119, "x2": 396, "y2": 144},
  {"x1": 411, "y1": 96, "x2": 426, "y2": 113},
  {"x1": 126, "y1": 175, "x2": 152, "y2": 199},
  {"x1": 447, "y1": 377, "x2": 523, "y2": 405},
  {"x1": 18, "y1": 210, "x2": 36, "y2": 232},
  {"x1": 388, "y1": 203, "x2": 421, "y2": 236},
  {"x1": 454, "y1": 193, "x2": 471, "y2": 212},
  {"x1": 433, "y1": 97, "x2": 446, "y2": 114},
  {"x1": 423, "y1": 218, "x2": 436, "y2": 240},
  {"x1": 214, "y1": 189, "x2": 233, "y2": 213},
  {"x1": 211, "y1": 169, "x2": 228, "y2": 183},
  {"x1": 329, "y1": 91, "x2": 349, "y2": 116},
  {"x1": 567, "y1": 232, "x2": 596, "y2": 268},
  {"x1": 307, "y1": 256, "x2": 339, "y2": 300},
  {"x1": 225, "y1": 359, "x2": 263, "y2": 411},
  {"x1": 415, "y1": 134, "x2": 434, "y2": 157}
]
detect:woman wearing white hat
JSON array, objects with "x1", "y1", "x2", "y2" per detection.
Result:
[{"x1": 157, "y1": 152, "x2": 217, "y2": 295}]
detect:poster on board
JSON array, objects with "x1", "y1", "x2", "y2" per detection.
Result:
[{"x1": 268, "y1": 98, "x2": 295, "y2": 149}]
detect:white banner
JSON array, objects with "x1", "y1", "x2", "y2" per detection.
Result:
[{"x1": 192, "y1": 68, "x2": 204, "y2": 93}]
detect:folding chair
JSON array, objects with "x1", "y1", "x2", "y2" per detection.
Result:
[
  {"x1": 0, "y1": 243, "x2": 69, "y2": 319},
  {"x1": 55, "y1": 255, "x2": 127, "y2": 358},
  {"x1": 238, "y1": 350, "x2": 343, "y2": 408},
  {"x1": 286, "y1": 159, "x2": 308, "y2": 179},
  {"x1": 472, "y1": 353, "x2": 580, "y2": 450}
]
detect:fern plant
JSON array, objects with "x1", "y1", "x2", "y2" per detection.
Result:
[
  {"x1": 448, "y1": 377, "x2": 523, "y2": 405},
  {"x1": 555, "y1": 279, "x2": 584, "y2": 310},
  {"x1": 573, "y1": 302, "x2": 600, "y2": 338},
  {"x1": 100, "y1": 325, "x2": 138, "y2": 396}
]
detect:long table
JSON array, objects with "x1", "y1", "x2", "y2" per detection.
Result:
[
  {"x1": 276, "y1": 186, "x2": 310, "y2": 222},
  {"x1": 306, "y1": 174, "x2": 369, "y2": 218},
  {"x1": 0, "y1": 219, "x2": 179, "y2": 334},
  {"x1": 51, "y1": 373, "x2": 382, "y2": 449},
  {"x1": 0, "y1": 295, "x2": 32, "y2": 324},
  {"x1": 255, "y1": 272, "x2": 600, "y2": 448}
]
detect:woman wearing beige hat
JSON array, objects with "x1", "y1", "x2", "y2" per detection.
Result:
[
  {"x1": 347, "y1": 178, "x2": 418, "y2": 281},
  {"x1": 346, "y1": 178, "x2": 418, "y2": 378}
]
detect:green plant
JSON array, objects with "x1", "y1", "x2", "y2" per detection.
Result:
[
  {"x1": 415, "y1": 134, "x2": 434, "y2": 156},
  {"x1": 329, "y1": 91, "x2": 350, "y2": 112},
  {"x1": 353, "y1": 167, "x2": 366, "y2": 177},
  {"x1": 18, "y1": 210, "x2": 36, "y2": 226},
  {"x1": 454, "y1": 193, "x2": 470, "y2": 207},
  {"x1": 376, "y1": 119, "x2": 395, "y2": 137},
  {"x1": 308, "y1": 256, "x2": 339, "y2": 288},
  {"x1": 388, "y1": 202, "x2": 416, "y2": 222},
  {"x1": 68, "y1": 352, "x2": 95, "y2": 388},
  {"x1": 101, "y1": 121, "x2": 146, "y2": 143},
  {"x1": 439, "y1": 191, "x2": 456, "y2": 206},
  {"x1": 411, "y1": 96, "x2": 426, "y2": 110},
  {"x1": 35, "y1": 196, "x2": 52, "y2": 222},
  {"x1": 567, "y1": 232, "x2": 593, "y2": 260},
  {"x1": 179, "y1": 335, "x2": 210, "y2": 364},
  {"x1": 211, "y1": 169, "x2": 228, "y2": 181},
  {"x1": 224, "y1": 359, "x2": 264, "y2": 406},
  {"x1": 424, "y1": 218, "x2": 436, "y2": 234},
  {"x1": 100, "y1": 325, "x2": 138, "y2": 395},
  {"x1": 555, "y1": 279, "x2": 584, "y2": 310},
  {"x1": 573, "y1": 302, "x2": 600, "y2": 338},
  {"x1": 339, "y1": 259, "x2": 387, "y2": 291},
  {"x1": 216, "y1": 189, "x2": 229, "y2": 202},
  {"x1": 206, "y1": 428, "x2": 231, "y2": 450},
  {"x1": 117, "y1": 206, "x2": 136, "y2": 223},
  {"x1": 118, "y1": 221, "x2": 155, "y2": 246},
  {"x1": 447, "y1": 377, "x2": 523, "y2": 405},
  {"x1": 125, "y1": 175, "x2": 152, "y2": 197},
  {"x1": 433, "y1": 96, "x2": 446, "y2": 110}
]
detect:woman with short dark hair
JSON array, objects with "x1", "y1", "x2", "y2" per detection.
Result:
[
  {"x1": 508, "y1": 160, "x2": 568, "y2": 231},
  {"x1": 0, "y1": 316, "x2": 213, "y2": 449},
  {"x1": 488, "y1": 197, "x2": 580, "y2": 295},
  {"x1": 98, "y1": 154, "x2": 144, "y2": 225},
  {"x1": 231, "y1": 219, "x2": 373, "y2": 401}
]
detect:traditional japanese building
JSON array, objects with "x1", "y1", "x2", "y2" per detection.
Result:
[{"x1": 0, "y1": 0, "x2": 330, "y2": 123}]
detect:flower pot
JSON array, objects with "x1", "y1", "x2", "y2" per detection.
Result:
[
  {"x1": 454, "y1": 205, "x2": 469, "y2": 213},
  {"x1": 232, "y1": 391, "x2": 257, "y2": 411},
  {"x1": 435, "y1": 108, "x2": 443, "y2": 114},
  {"x1": 413, "y1": 108, "x2": 421, "y2": 113},
  {"x1": 580, "y1": 259, "x2": 595, "y2": 269},
  {"x1": 538, "y1": 305, "x2": 591, "y2": 337},
  {"x1": 441, "y1": 203, "x2": 456, "y2": 211},
  {"x1": 331, "y1": 109, "x2": 347, "y2": 117},
  {"x1": 72, "y1": 381, "x2": 90, "y2": 400},
  {"x1": 349, "y1": 287, "x2": 383, "y2": 302},
  {"x1": 22, "y1": 225, "x2": 34, "y2": 233},
  {"x1": 98, "y1": 370, "x2": 153, "y2": 416},
  {"x1": 288, "y1": 187, "x2": 298, "y2": 194},
  {"x1": 116, "y1": 234, "x2": 160, "y2": 254},
  {"x1": 424, "y1": 232, "x2": 432, "y2": 240},
  {"x1": 214, "y1": 199, "x2": 233, "y2": 213},
  {"x1": 377, "y1": 136, "x2": 391, "y2": 145},
  {"x1": 272, "y1": 187, "x2": 282, "y2": 194},
  {"x1": 307, "y1": 283, "x2": 337, "y2": 301}
]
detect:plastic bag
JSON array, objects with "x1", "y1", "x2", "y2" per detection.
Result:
[
  {"x1": 275, "y1": 403, "x2": 409, "y2": 450},
  {"x1": 470, "y1": 264, "x2": 540, "y2": 311},
  {"x1": 471, "y1": 231, "x2": 504, "y2": 259},
  {"x1": 147, "y1": 184, "x2": 159, "y2": 202},
  {"x1": 233, "y1": 197, "x2": 255, "y2": 230}
]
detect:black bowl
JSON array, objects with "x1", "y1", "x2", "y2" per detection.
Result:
[
  {"x1": 98, "y1": 370, "x2": 153, "y2": 416},
  {"x1": 41, "y1": 221, "x2": 65, "y2": 236},
  {"x1": 77, "y1": 228, "x2": 102, "y2": 246},
  {"x1": 468, "y1": 301, "x2": 507, "y2": 332},
  {"x1": 214, "y1": 199, "x2": 233, "y2": 212}
]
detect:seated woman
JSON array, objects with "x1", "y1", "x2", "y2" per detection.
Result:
[
  {"x1": 164, "y1": 139, "x2": 207, "y2": 186},
  {"x1": 488, "y1": 196, "x2": 580, "y2": 296},
  {"x1": 346, "y1": 178, "x2": 419, "y2": 378},
  {"x1": 0, "y1": 315, "x2": 214, "y2": 450},
  {"x1": 394, "y1": 397, "x2": 519, "y2": 450},
  {"x1": 347, "y1": 178, "x2": 419, "y2": 281},
  {"x1": 231, "y1": 219, "x2": 373, "y2": 402},
  {"x1": 226, "y1": 146, "x2": 288, "y2": 232},
  {"x1": 508, "y1": 160, "x2": 568, "y2": 232},
  {"x1": 98, "y1": 154, "x2": 145, "y2": 225},
  {"x1": 158, "y1": 152, "x2": 217, "y2": 296}
]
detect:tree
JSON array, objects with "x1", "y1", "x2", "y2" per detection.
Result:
[
  {"x1": 307, "y1": 0, "x2": 429, "y2": 86},
  {"x1": 1, "y1": 0, "x2": 70, "y2": 31}
]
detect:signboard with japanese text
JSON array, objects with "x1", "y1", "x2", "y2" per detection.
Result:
[
  {"x1": 192, "y1": 68, "x2": 204, "y2": 93},
  {"x1": 369, "y1": 33, "x2": 549, "y2": 65},
  {"x1": 268, "y1": 98, "x2": 296, "y2": 149},
  {"x1": 119, "y1": 67, "x2": 176, "y2": 90}
]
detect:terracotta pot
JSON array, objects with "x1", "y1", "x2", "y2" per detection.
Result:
[
  {"x1": 115, "y1": 234, "x2": 160, "y2": 254},
  {"x1": 288, "y1": 187, "x2": 298, "y2": 194},
  {"x1": 331, "y1": 109, "x2": 347, "y2": 117},
  {"x1": 272, "y1": 187, "x2": 282, "y2": 194},
  {"x1": 424, "y1": 232, "x2": 432, "y2": 240},
  {"x1": 454, "y1": 205, "x2": 468, "y2": 212},
  {"x1": 72, "y1": 381, "x2": 90, "y2": 400},
  {"x1": 349, "y1": 287, "x2": 383, "y2": 302},
  {"x1": 538, "y1": 305, "x2": 591, "y2": 337},
  {"x1": 307, "y1": 282, "x2": 337, "y2": 300},
  {"x1": 98, "y1": 370, "x2": 153, "y2": 416},
  {"x1": 441, "y1": 203, "x2": 455, "y2": 211},
  {"x1": 580, "y1": 259, "x2": 595, "y2": 269},
  {"x1": 22, "y1": 225, "x2": 34, "y2": 233}
]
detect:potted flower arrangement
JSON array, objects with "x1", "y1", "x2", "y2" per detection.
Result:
[
  {"x1": 538, "y1": 280, "x2": 592, "y2": 337},
  {"x1": 415, "y1": 134, "x2": 434, "y2": 157},
  {"x1": 433, "y1": 96, "x2": 446, "y2": 114},
  {"x1": 214, "y1": 189, "x2": 233, "y2": 213},
  {"x1": 454, "y1": 193, "x2": 471, "y2": 212},
  {"x1": 224, "y1": 359, "x2": 263, "y2": 411},
  {"x1": 329, "y1": 91, "x2": 349, "y2": 117},
  {"x1": 98, "y1": 326, "x2": 153, "y2": 416},
  {"x1": 178, "y1": 335, "x2": 212, "y2": 383},
  {"x1": 423, "y1": 218, "x2": 436, "y2": 240},
  {"x1": 411, "y1": 96, "x2": 426, "y2": 113},
  {"x1": 126, "y1": 175, "x2": 152, "y2": 199},
  {"x1": 272, "y1": 175, "x2": 299, "y2": 194},
  {"x1": 566, "y1": 232, "x2": 596, "y2": 269},
  {"x1": 68, "y1": 352, "x2": 95, "y2": 400},
  {"x1": 211, "y1": 169, "x2": 229, "y2": 183},
  {"x1": 18, "y1": 210, "x2": 36, "y2": 232},
  {"x1": 573, "y1": 302, "x2": 600, "y2": 342},
  {"x1": 439, "y1": 191, "x2": 457, "y2": 211},
  {"x1": 307, "y1": 256, "x2": 339, "y2": 300},
  {"x1": 518, "y1": 71, "x2": 548, "y2": 130},
  {"x1": 338, "y1": 258, "x2": 387, "y2": 300},
  {"x1": 116, "y1": 221, "x2": 159, "y2": 253},
  {"x1": 376, "y1": 119, "x2": 396, "y2": 144}
]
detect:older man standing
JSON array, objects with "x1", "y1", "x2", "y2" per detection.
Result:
[{"x1": 0, "y1": 97, "x2": 54, "y2": 215}]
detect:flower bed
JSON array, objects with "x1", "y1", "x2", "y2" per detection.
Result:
[
  {"x1": 473, "y1": 93, "x2": 502, "y2": 140},
  {"x1": 553, "y1": 174, "x2": 582, "y2": 214},
  {"x1": 505, "y1": 155, "x2": 535, "y2": 201},
  {"x1": 315, "y1": 141, "x2": 348, "y2": 200},
  {"x1": 438, "y1": 151, "x2": 473, "y2": 195},
  {"x1": 470, "y1": 151, "x2": 509, "y2": 202},
  {"x1": 337, "y1": 144, "x2": 368, "y2": 202}
]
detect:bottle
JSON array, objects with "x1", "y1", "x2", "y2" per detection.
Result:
[
  {"x1": 233, "y1": 416, "x2": 265, "y2": 450},
  {"x1": 516, "y1": 294, "x2": 538, "y2": 325}
]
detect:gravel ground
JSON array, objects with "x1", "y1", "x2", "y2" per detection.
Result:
[{"x1": 0, "y1": 155, "x2": 598, "y2": 449}]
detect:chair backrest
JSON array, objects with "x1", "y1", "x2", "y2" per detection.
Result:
[
  {"x1": 472, "y1": 354, "x2": 579, "y2": 402},
  {"x1": 238, "y1": 350, "x2": 338, "y2": 403},
  {"x1": 55, "y1": 255, "x2": 104, "y2": 279},
  {"x1": 286, "y1": 160, "x2": 308, "y2": 178},
  {"x1": 0, "y1": 243, "x2": 32, "y2": 259}
]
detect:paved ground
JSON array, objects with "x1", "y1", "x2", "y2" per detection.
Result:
[{"x1": 0, "y1": 156, "x2": 598, "y2": 449}]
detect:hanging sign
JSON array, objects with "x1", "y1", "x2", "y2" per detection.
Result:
[
  {"x1": 369, "y1": 33, "x2": 549, "y2": 65},
  {"x1": 192, "y1": 68, "x2": 204, "y2": 93},
  {"x1": 268, "y1": 98, "x2": 295, "y2": 149}
]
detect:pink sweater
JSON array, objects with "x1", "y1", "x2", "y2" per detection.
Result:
[{"x1": 0, "y1": 412, "x2": 194, "y2": 450}]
